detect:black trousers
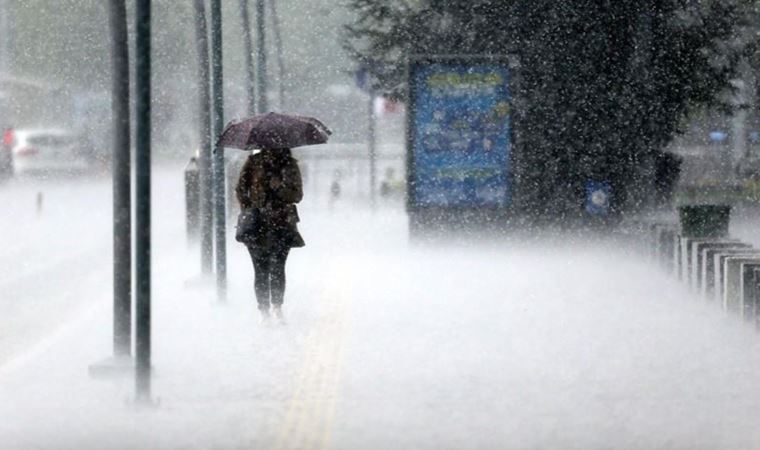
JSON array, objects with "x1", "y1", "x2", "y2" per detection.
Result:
[{"x1": 247, "y1": 245, "x2": 290, "y2": 310}]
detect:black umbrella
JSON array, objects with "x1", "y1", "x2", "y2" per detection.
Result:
[{"x1": 216, "y1": 112, "x2": 331, "y2": 151}]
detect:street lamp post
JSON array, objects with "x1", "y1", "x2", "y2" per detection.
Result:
[
  {"x1": 368, "y1": 87, "x2": 377, "y2": 209},
  {"x1": 134, "y1": 0, "x2": 152, "y2": 403},
  {"x1": 210, "y1": 0, "x2": 227, "y2": 300},
  {"x1": 240, "y1": 0, "x2": 256, "y2": 116},
  {"x1": 108, "y1": 0, "x2": 132, "y2": 358},
  {"x1": 268, "y1": 0, "x2": 285, "y2": 110},
  {"x1": 193, "y1": 0, "x2": 214, "y2": 275},
  {"x1": 0, "y1": 0, "x2": 9, "y2": 73},
  {"x1": 255, "y1": 0, "x2": 267, "y2": 113}
]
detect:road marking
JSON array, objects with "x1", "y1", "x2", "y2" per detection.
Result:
[
  {"x1": 274, "y1": 267, "x2": 353, "y2": 450},
  {"x1": 0, "y1": 300, "x2": 102, "y2": 377},
  {"x1": 0, "y1": 245, "x2": 107, "y2": 289}
]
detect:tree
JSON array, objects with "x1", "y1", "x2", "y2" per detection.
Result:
[{"x1": 344, "y1": 0, "x2": 746, "y2": 222}]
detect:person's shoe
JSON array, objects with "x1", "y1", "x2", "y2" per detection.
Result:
[
  {"x1": 259, "y1": 308, "x2": 271, "y2": 325},
  {"x1": 272, "y1": 305, "x2": 286, "y2": 325}
]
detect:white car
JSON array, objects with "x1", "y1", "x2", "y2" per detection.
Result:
[{"x1": 11, "y1": 129, "x2": 95, "y2": 176}]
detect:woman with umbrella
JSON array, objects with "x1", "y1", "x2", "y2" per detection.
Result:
[
  {"x1": 222, "y1": 113, "x2": 330, "y2": 324},
  {"x1": 236, "y1": 147, "x2": 304, "y2": 323}
]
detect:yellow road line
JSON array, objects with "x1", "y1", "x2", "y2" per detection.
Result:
[
  {"x1": 319, "y1": 313, "x2": 348, "y2": 449},
  {"x1": 274, "y1": 270, "x2": 353, "y2": 450}
]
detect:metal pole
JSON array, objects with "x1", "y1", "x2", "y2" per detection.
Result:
[
  {"x1": 0, "y1": 0, "x2": 8, "y2": 73},
  {"x1": 634, "y1": 3, "x2": 656, "y2": 211},
  {"x1": 240, "y1": 0, "x2": 256, "y2": 116},
  {"x1": 0, "y1": 0, "x2": 12, "y2": 122},
  {"x1": 255, "y1": 0, "x2": 267, "y2": 113},
  {"x1": 193, "y1": 0, "x2": 213, "y2": 275},
  {"x1": 185, "y1": 158, "x2": 200, "y2": 241},
  {"x1": 368, "y1": 89, "x2": 377, "y2": 208},
  {"x1": 108, "y1": 0, "x2": 132, "y2": 357},
  {"x1": 134, "y1": 0, "x2": 152, "y2": 403},
  {"x1": 268, "y1": 0, "x2": 285, "y2": 110},
  {"x1": 210, "y1": 0, "x2": 227, "y2": 300}
]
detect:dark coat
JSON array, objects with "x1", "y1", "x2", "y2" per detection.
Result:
[{"x1": 236, "y1": 150, "x2": 305, "y2": 249}]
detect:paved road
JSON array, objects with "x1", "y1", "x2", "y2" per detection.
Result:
[
  {"x1": 0, "y1": 174, "x2": 112, "y2": 367},
  {"x1": 3, "y1": 168, "x2": 760, "y2": 449}
]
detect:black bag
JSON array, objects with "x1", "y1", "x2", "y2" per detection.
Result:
[{"x1": 235, "y1": 208, "x2": 262, "y2": 243}]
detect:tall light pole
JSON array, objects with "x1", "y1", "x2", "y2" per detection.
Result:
[
  {"x1": 108, "y1": 0, "x2": 132, "y2": 358},
  {"x1": 134, "y1": 0, "x2": 152, "y2": 403},
  {"x1": 240, "y1": 0, "x2": 256, "y2": 115},
  {"x1": 0, "y1": 0, "x2": 9, "y2": 73},
  {"x1": 210, "y1": 0, "x2": 227, "y2": 300},
  {"x1": 634, "y1": 2, "x2": 656, "y2": 210},
  {"x1": 268, "y1": 0, "x2": 285, "y2": 110},
  {"x1": 193, "y1": 0, "x2": 213, "y2": 275},
  {"x1": 255, "y1": 0, "x2": 267, "y2": 113},
  {"x1": 0, "y1": 0, "x2": 11, "y2": 122},
  {"x1": 368, "y1": 86, "x2": 377, "y2": 209}
]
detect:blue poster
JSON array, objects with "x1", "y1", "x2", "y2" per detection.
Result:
[{"x1": 410, "y1": 60, "x2": 511, "y2": 208}]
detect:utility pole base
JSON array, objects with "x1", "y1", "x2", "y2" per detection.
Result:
[
  {"x1": 184, "y1": 272, "x2": 216, "y2": 288},
  {"x1": 88, "y1": 355, "x2": 135, "y2": 379},
  {"x1": 126, "y1": 396, "x2": 161, "y2": 409}
]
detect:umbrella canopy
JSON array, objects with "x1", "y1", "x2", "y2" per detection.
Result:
[{"x1": 216, "y1": 112, "x2": 331, "y2": 150}]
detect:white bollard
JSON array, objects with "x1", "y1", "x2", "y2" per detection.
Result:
[
  {"x1": 739, "y1": 262, "x2": 760, "y2": 320},
  {"x1": 701, "y1": 243, "x2": 752, "y2": 298},
  {"x1": 680, "y1": 236, "x2": 691, "y2": 282},
  {"x1": 714, "y1": 251, "x2": 760, "y2": 304},
  {"x1": 673, "y1": 232, "x2": 682, "y2": 279},
  {"x1": 723, "y1": 256, "x2": 760, "y2": 313},
  {"x1": 681, "y1": 238, "x2": 722, "y2": 288},
  {"x1": 690, "y1": 240, "x2": 740, "y2": 291}
]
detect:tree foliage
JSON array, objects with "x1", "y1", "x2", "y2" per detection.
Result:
[{"x1": 344, "y1": 0, "x2": 746, "y2": 221}]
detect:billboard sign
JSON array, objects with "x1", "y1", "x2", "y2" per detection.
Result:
[{"x1": 408, "y1": 57, "x2": 512, "y2": 210}]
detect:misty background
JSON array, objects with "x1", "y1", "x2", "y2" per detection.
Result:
[{"x1": 0, "y1": 0, "x2": 389, "y2": 158}]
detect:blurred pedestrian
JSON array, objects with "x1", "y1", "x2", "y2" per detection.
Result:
[
  {"x1": 329, "y1": 169, "x2": 342, "y2": 210},
  {"x1": 36, "y1": 192, "x2": 44, "y2": 217},
  {"x1": 236, "y1": 148, "x2": 304, "y2": 324},
  {"x1": 380, "y1": 167, "x2": 402, "y2": 198}
]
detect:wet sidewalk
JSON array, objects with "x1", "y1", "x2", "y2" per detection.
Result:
[{"x1": 4, "y1": 195, "x2": 760, "y2": 449}]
